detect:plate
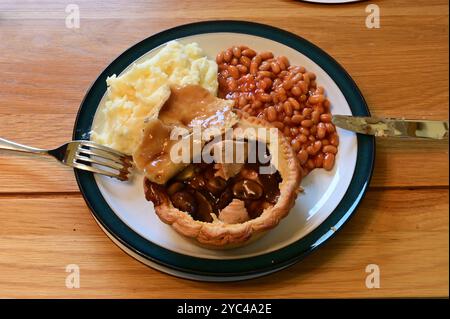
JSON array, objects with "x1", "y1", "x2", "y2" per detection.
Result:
[{"x1": 73, "y1": 21, "x2": 375, "y2": 281}]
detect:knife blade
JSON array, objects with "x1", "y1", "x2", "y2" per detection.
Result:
[{"x1": 332, "y1": 115, "x2": 449, "y2": 139}]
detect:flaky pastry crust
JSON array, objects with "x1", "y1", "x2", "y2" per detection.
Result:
[{"x1": 147, "y1": 112, "x2": 302, "y2": 249}]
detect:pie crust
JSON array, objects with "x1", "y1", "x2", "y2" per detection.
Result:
[{"x1": 145, "y1": 111, "x2": 302, "y2": 249}]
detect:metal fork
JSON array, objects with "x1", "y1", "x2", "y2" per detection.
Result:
[{"x1": 0, "y1": 138, "x2": 133, "y2": 181}]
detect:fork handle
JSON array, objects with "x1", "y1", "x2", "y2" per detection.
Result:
[{"x1": 0, "y1": 137, "x2": 48, "y2": 155}]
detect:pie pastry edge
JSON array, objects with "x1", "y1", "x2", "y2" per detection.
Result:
[{"x1": 151, "y1": 112, "x2": 302, "y2": 249}]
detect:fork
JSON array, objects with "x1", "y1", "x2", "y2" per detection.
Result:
[{"x1": 0, "y1": 138, "x2": 133, "y2": 181}]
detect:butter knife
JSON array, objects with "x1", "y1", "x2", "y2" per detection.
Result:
[{"x1": 332, "y1": 115, "x2": 449, "y2": 140}]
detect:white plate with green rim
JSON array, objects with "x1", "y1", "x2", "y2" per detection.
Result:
[{"x1": 73, "y1": 20, "x2": 375, "y2": 281}]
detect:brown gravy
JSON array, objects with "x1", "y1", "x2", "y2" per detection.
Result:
[
  {"x1": 158, "y1": 85, "x2": 234, "y2": 128},
  {"x1": 144, "y1": 160, "x2": 282, "y2": 223},
  {"x1": 133, "y1": 119, "x2": 184, "y2": 184},
  {"x1": 133, "y1": 85, "x2": 236, "y2": 184}
]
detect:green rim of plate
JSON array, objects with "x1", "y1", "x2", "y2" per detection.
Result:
[{"x1": 73, "y1": 20, "x2": 375, "y2": 277}]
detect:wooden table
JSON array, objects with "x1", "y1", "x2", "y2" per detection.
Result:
[{"x1": 0, "y1": 0, "x2": 448, "y2": 298}]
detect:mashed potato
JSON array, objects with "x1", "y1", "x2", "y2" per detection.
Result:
[{"x1": 91, "y1": 41, "x2": 218, "y2": 154}]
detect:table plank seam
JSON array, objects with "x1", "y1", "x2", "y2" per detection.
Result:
[{"x1": 1, "y1": 185, "x2": 448, "y2": 197}]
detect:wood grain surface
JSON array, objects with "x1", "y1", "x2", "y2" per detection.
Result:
[{"x1": 0, "y1": 0, "x2": 448, "y2": 298}]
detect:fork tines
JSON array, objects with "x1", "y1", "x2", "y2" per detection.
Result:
[{"x1": 73, "y1": 141, "x2": 133, "y2": 181}]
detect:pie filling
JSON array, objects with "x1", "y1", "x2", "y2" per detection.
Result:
[
  {"x1": 144, "y1": 157, "x2": 282, "y2": 223},
  {"x1": 135, "y1": 84, "x2": 284, "y2": 224}
]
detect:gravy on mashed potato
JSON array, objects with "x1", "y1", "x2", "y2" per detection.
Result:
[
  {"x1": 133, "y1": 85, "x2": 237, "y2": 184},
  {"x1": 91, "y1": 41, "x2": 219, "y2": 155}
]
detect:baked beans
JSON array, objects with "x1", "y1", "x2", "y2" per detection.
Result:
[{"x1": 217, "y1": 46, "x2": 339, "y2": 175}]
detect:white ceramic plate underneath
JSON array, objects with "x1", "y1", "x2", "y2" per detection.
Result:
[
  {"x1": 93, "y1": 33, "x2": 357, "y2": 260},
  {"x1": 73, "y1": 21, "x2": 374, "y2": 281}
]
